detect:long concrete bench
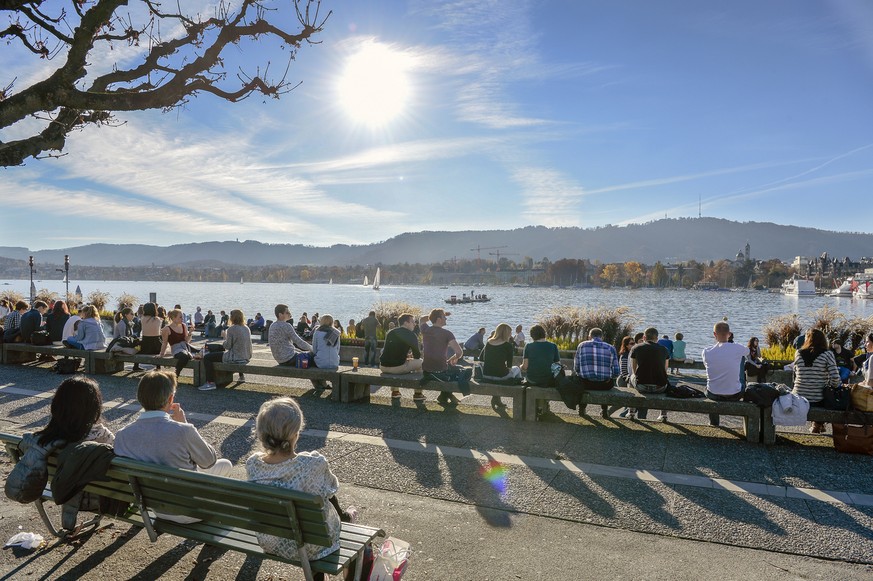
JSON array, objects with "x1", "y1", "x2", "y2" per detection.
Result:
[
  {"x1": 1, "y1": 342, "x2": 88, "y2": 365},
  {"x1": 92, "y1": 351, "x2": 204, "y2": 383},
  {"x1": 211, "y1": 360, "x2": 346, "y2": 390},
  {"x1": 760, "y1": 406, "x2": 873, "y2": 445},
  {"x1": 335, "y1": 366, "x2": 527, "y2": 419},
  {"x1": 525, "y1": 384, "x2": 764, "y2": 442}
]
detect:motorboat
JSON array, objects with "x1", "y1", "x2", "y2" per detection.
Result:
[
  {"x1": 829, "y1": 278, "x2": 854, "y2": 297},
  {"x1": 855, "y1": 280, "x2": 872, "y2": 299},
  {"x1": 445, "y1": 294, "x2": 491, "y2": 305},
  {"x1": 781, "y1": 275, "x2": 815, "y2": 296}
]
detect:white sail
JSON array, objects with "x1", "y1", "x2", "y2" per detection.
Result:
[
  {"x1": 329, "y1": 278, "x2": 333, "y2": 285},
  {"x1": 363, "y1": 275, "x2": 369, "y2": 286},
  {"x1": 373, "y1": 268, "x2": 381, "y2": 290}
]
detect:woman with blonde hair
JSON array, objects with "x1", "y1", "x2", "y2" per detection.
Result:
[
  {"x1": 200, "y1": 309, "x2": 252, "y2": 391},
  {"x1": 246, "y1": 397, "x2": 356, "y2": 575},
  {"x1": 63, "y1": 305, "x2": 107, "y2": 351},
  {"x1": 480, "y1": 322, "x2": 522, "y2": 408}
]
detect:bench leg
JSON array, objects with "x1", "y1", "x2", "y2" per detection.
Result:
[
  {"x1": 93, "y1": 357, "x2": 124, "y2": 374},
  {"x1": 5, "y1": 350, "x2": 38, "y2": 365},
  {"x1": 743, "y1": 412, "x2": 761, "y2": 443},
  {"x1": 523, "y1": 392, "x2": 539, "y2": 422},
  {"x1": 214, "y1": 369, "x2": 234, "y2": 388},
  {"x1": 338, "y1": 379, "x2": 370, "y2": 403},
  {"x1": 761, "y1": 406, "x2": 776, "y2": 444},
  {"x1": 510, "y1": 393, "x2": 525, "y2": 421}
]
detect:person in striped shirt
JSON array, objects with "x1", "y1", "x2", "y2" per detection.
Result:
[{"x1": 792, "y1": 328, "x2": 839, "y2": 434}]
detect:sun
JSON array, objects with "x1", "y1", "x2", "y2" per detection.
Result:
[{"x1": 337, "y1": 42, "x2": 411, "y2": 127}]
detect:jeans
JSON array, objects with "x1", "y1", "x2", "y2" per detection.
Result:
[
  {"x1": 705, "y1": 388, "x2": 744, "y2": 426},
  {"x1": 203, "y1": 351, "x2": 224, "y2": 383},
  {"x1": 173, "y1": 351, "x2": 193, "y2": 377},
  {"x1": 364, "y1": 337, "x2": 378, "y2": 366},
  {"x1": 629, "y1": 375, "x2": 667, "y2": 419},
  {"x1": 65, "y1": 339, "x2": 85, "y2": 350}
]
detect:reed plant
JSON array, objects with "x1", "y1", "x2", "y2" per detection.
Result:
[
  {"x1": 373, "y1": 300, "x2": 422, "y2": 332},
  {"x1": 0, "y1": 290, "x2": 24, "y2": 306},
  {"x1": 34, "y1": 288, "x2": 59, "y2": 305},
  {"x1": 86, "y1": 290, "x2": 111, "y2": 313},
  {"x1": 762, "y1": 314, "x2": 802, "y2": 349},
  {"x1": 538, "y1": 305, "x2": 637, "y2": 349},
  {"x1": 115, "y1": 292, "x2": 140, "y2": 311}
]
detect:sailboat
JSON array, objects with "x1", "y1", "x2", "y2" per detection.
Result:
[
  {"x1": 373, "y1": 268, "x2": 381, "y2": 291},
  {"x1": 240, "y1": 276, "x2": 244, "y2": 284},
  {"x1": 329, "y1": 278, "x2": 333, "y2": 285},
  {"x1": 363, "y1": 275, "x2": 369, "y2": 286}
]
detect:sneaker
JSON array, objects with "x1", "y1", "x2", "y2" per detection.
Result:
[
  {"x1": 437, "y1": 392, "x2": 452, "y2": 405},
  {"x1": 132, "y1": 364, "x2": 142, "y2": 371},
  {"x1": 238, "y1": 373, "x2": 246, "y2": 383},
  {"x1": 657, "y1": 413, "x2": 668, "y2": 423},
  {"x1": 391, "y1": 390, "x2": 402, "y2": 399},
  {"x1": 198, "y1": 382, "x2": 217, "y2": 391},
  {"x1": 627, "y1": 410, "x2": 637, "y2": 420},
  {"x1": 618, "y1": 408, "x2": 629, "y2": 418}
]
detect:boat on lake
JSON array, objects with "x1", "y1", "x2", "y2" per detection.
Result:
[
  {"x1": 855, "y1": 280, "x2": 872, "y2": 299},
  {"x1": 829, "y1": 278, "x2": 855, "y2": 297},
  {"x1": 781, "y1": 275, "x2": 815, "y2": 296},
  {"x1": 445, "y1": 294, "x2": 491, "y2": 305}
]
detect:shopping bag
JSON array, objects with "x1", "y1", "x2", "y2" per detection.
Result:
[
  {"x1": 368, "y1": 537, "x2": 410, "y2": 581},
  {"x1": 850, "y1": 383, "x2": 873, "y2": 412}
]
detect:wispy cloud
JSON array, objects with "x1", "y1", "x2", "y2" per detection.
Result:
[{"x1": 513, "y1": 166, "x2": 585, "y2": 227}]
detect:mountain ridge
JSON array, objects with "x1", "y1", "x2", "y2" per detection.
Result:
[{"x1": 3, "y1": 218, "x2": 871, "y2": 267}]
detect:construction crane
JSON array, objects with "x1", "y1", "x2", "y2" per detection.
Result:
[
  {"x1": 470, "y1": 245, "x2": 507, "y2": 266},
  {"x1": 488, "y1": 250, "x2": 518, "y2": 271}
]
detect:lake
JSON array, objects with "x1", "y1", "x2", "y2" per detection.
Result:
[{"x1": 3, "y1": 279, "x2": 871, "y2": 356}]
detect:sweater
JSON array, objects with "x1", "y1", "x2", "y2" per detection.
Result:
[
  {"x1": 268, "y1": 320, "x2": 311, "y2": 364},
  {"x1": 222, "y1": 324, "x2": 252, "y2": 363},
  {"x1": 73, "y1": 317, "x2": 107, "y2": 350},
  {"x1": 312, "y1": 325, "x2": 341, "y2": 369},
  {"x1": 792, "y1": 349, "x2": 839, "y2": 403},
  {"x1": 114, "y1": 411, "x2": 218, "y2": 471}
]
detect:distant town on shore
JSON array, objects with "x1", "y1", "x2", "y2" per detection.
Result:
[{"x1": 2, "y1": 218, "x2": 871, "y2": 289}]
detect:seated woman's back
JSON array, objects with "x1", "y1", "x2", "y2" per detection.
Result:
[{"x1": 792, "y1": 329, "x2": 839, "y2": 403}]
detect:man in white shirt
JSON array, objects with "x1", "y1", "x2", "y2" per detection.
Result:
[{"x1": 701, "y1": 321, "x2": 749, "y2": 426}]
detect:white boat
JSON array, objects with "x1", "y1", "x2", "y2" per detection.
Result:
[
  {"x1": 363, "y1": 275, "x2": 369, "y2": 287},
  {"x1": 855, "y1": 280, "x2": 872, "y2": 299},
  {"x1": 781, "y1": 275, "x2": 815, "y2": 296},
  {"x1": 829, "y1": 278, "x2": 854, "y2": 297},
  {"x1": 373, "y1": 268, "x2": 381, "y2": 291}
]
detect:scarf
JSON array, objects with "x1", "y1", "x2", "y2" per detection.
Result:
[{"x1": 319, "y1": 325, "x2": 340, "y2": 347}]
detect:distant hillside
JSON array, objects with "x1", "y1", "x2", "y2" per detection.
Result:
[{"x1": 2, "y1": 218, "x2": 872, "y2": 267}]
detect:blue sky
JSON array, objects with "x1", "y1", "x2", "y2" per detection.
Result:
[{"x1": 3, "y1": 0, "x2": 873, "y2": 251}]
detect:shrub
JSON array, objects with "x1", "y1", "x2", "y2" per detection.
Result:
[
  {"x1": 372, "y1": 301, "x2": 422, "y2": 332},
  {"x1": 807, "y1": 306, "x2": 847, "y2": 347},
  {"x1": 761, "y1": 345, "x2": 795, "y2": 362},
  {"x1": 0, "y1": 290, "x2": 24, "y2": 306},
  {"x1": 86, "y1": 290, "x2": 111, "y2": 312}
]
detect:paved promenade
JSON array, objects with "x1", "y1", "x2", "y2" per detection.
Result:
[{"x1": 1, "y1": 358, "x2": 872, "y2": 580}]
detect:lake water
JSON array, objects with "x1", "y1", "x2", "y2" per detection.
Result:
[{"x1": 3, "y1": 279, "x2": 871, "y2": 356}]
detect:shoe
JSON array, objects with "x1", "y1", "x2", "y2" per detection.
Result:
[
  {"x1": 627, "y1": 411, "x2": 636, "y2": 420},
  {"x1": 618, "y1": 408, "x2": 629, "y2": 418},
  {"x1": 392, "y1": 390, "x2": 402, "y2": 399},
  {"x1": 132, "y1": 364, "x2": 142, "y2": 371},
  {"x1": 198, "y1": 382, "x2": 217, "y2": 391},
  {"x1": 238, "y1": 373, "x2": 246, "y2": 383},
  {"x1": 413, "y1": 392, "x2": 426, "y2": 402},
  {"x1": 657, "y1": 414, "x2": 668, "y2": 423}
]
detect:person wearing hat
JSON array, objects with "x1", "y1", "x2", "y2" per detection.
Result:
[{"x1": 420, "y1": 308, "x2": 465, "y2": 405}]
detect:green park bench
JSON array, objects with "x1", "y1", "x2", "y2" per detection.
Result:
[{"x1": 1, "y1": 432, "x2": 382, "y2": 581}]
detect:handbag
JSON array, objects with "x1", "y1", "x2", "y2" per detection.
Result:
[
  {"x1": 823, "y1": 383, "x2": 852, "y2": 411},
  {"x1": 30, "y1": 330, "x2": 52, "y2": 346},
  {"x1": 832, "y1": 412, "x2": 873, "y2": 455},
  {"x1": 850, "y1": 383, "x2": 873, "y2": 412},
  {"x1": 368, "y1": 537, "x2": 410, "y2": 581}
]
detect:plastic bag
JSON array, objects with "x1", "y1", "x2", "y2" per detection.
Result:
[
  {"x1": 368, "y1": 537, "x2": 410, "y2": 581},
  {"x1": 4, "y1": 531, "x2": 45, "y2": 550}
]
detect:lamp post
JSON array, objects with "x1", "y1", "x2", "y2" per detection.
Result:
[
  {"x1": 56, "y1": 254, "x2": 70, "y2": 300},
  {"x1": 28, "y1": 256, "x2": 34, "y2": 303}
]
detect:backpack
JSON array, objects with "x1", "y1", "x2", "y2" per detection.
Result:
[
  {"x1": 53, "y1": 357, "x2": 82, "y2": 374},
  {"x1": 5, "y1": 434, "x2": 65, "y2": 504},
  {"x1": 665, "y1": 382, "x2": 705, "y2": 399}
]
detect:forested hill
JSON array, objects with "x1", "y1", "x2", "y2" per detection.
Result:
[{"x1": 2, "y1": 218, "x2": 871, "y2": 267}]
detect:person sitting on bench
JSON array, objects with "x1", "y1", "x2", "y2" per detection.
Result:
[
  {"x1": 114, "y1": 371, "x2": 232, "y2": 522},
  {"x1": 379, "y1": 313, "x2": 424, "y2": 401}
]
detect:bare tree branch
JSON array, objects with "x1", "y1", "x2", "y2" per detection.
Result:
[{"x1": 0, "y1": 0, "x2": 331, "y2": 166}]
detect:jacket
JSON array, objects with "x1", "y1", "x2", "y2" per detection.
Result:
[
  {"x1": 52, "y1": 441, "x2": 128, "y2": 530},
  {"x1": 771, "y1": 393, "x2": 810, "y2": 427},
  {"x1": 312, "y1": 325, "x2": 341, "y2": 369},
  {"x1": 4, "y1": 433, "x2": 65, "y2": 504}
]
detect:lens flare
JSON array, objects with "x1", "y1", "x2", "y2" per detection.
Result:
[{"x1": 479, "y1": 460, "x2": 508, "y2": 495}]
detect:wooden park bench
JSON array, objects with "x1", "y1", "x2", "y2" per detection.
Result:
[
  {"x1": 1, "y1": 432, "x2": 382, "y2": 581},
  {"x1": 525, "y1": 384, "x2": 764, "y2": 442},
  {"x1": 335, "y1": 366, "x2": 527, "y2": 419}
]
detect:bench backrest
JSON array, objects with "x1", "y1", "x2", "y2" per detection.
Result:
[{"x1": 1, "y1": 433, "x2": 333, "y2": 550}]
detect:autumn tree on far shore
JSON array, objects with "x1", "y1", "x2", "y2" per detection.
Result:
[{"x1": 1, "y1": 0, "x2": 330, "y2": 166}]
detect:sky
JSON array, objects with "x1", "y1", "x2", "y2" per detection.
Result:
[{"x1": 3, "y1": 0, "x2": 873, "y2": 251}]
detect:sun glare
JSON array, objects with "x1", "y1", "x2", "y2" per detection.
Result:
[{"x1": 337, "y1": 42, "x2": 411, "y2": 127}]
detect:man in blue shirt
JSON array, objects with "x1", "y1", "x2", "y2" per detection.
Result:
[
  {"x1": 657, "y1": 334, "x2": 674, "y2": 360},
  {"x1": 20, "y1": 300, "x2": 48, "y2": 343}
]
